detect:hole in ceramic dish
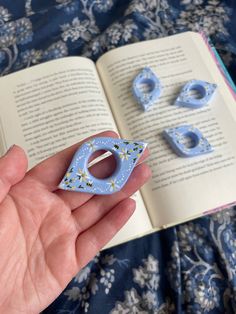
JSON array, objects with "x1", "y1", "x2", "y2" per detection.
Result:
[
  {"x1": 181, "y1": 131, "x2": 199, "y2": 149},
  {"x1": 88, "y1": 149, "x2": 117, "y2": 179}
]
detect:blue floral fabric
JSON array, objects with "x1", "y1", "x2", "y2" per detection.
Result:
[{"x1": 0, "y1": 0, "x2": 235, "y2": 313}]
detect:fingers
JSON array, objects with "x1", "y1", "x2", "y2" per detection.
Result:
[
  {"x1": 27, "y1": 130, "x2": 118, "y2": 191},
  {"x1": 72, "y1": 163, "x2": 151, "y2": 233},
  {"x1": 0, "y1": 145, "x2": 28, "y2": 202},
  {"x1": 55, "y1": 146, "x2": 149, "y2": 210},
  {"x1": 75, "y1": 198, "x2": 136, "y2": 269}
]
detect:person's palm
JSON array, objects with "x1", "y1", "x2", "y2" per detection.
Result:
[{"x1": 0, "y1": 131, "x2": 150, "y2": 314}]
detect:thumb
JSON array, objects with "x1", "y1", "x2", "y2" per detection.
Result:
[{"x1": 0, "y1": 145, "x2": 28, "y2": 203}]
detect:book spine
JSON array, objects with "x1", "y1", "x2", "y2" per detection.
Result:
[{"x1": 200, "y1": 32, "x2": 236, "y2": 101}]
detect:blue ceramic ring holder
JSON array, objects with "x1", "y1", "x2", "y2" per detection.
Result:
[
  {"x1": 163, "y1": 125, "x2": 213, "y2": 157},
  {"x1": 175, "y1": 79, "x2": 217, "y2": 109},
  {"x1": 132, "y1": 67, "x2": 162, "y2": 111},
  {"x1": 59, "y1": 137, "x2": 147, "y2": 195}
]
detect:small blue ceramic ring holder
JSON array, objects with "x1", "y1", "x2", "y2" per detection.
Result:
[
  {"x1": 175, "y1": 79, "x2": 217, "y2": 109},
  {"x1": 59, "y1": 137, "x2": 147, "y2": 195},
  {"x1": 163, "y1": 125, "x2": 213, "y2": 157},
  {"x1": 132, "y1": 67, "x2": 162, "y2": 111}
]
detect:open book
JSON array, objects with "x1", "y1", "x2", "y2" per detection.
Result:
[{"x1": 1, "y1": 32, "x2": 236, "y2": 248}]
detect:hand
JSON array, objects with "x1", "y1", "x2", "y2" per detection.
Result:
[{"x1": 0, "y1": 131, "x2": 151, "y2": 314}]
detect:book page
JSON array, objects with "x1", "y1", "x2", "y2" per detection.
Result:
[
  {"x1": 0, "y1": 57, "x2": 116, "y2": 168},
  {"x1": 0, "y1": 56, "x2": 152, "y2": 246},
  {"x1": 96, "y1": 32, "x2": 236, "y2": 228}
]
